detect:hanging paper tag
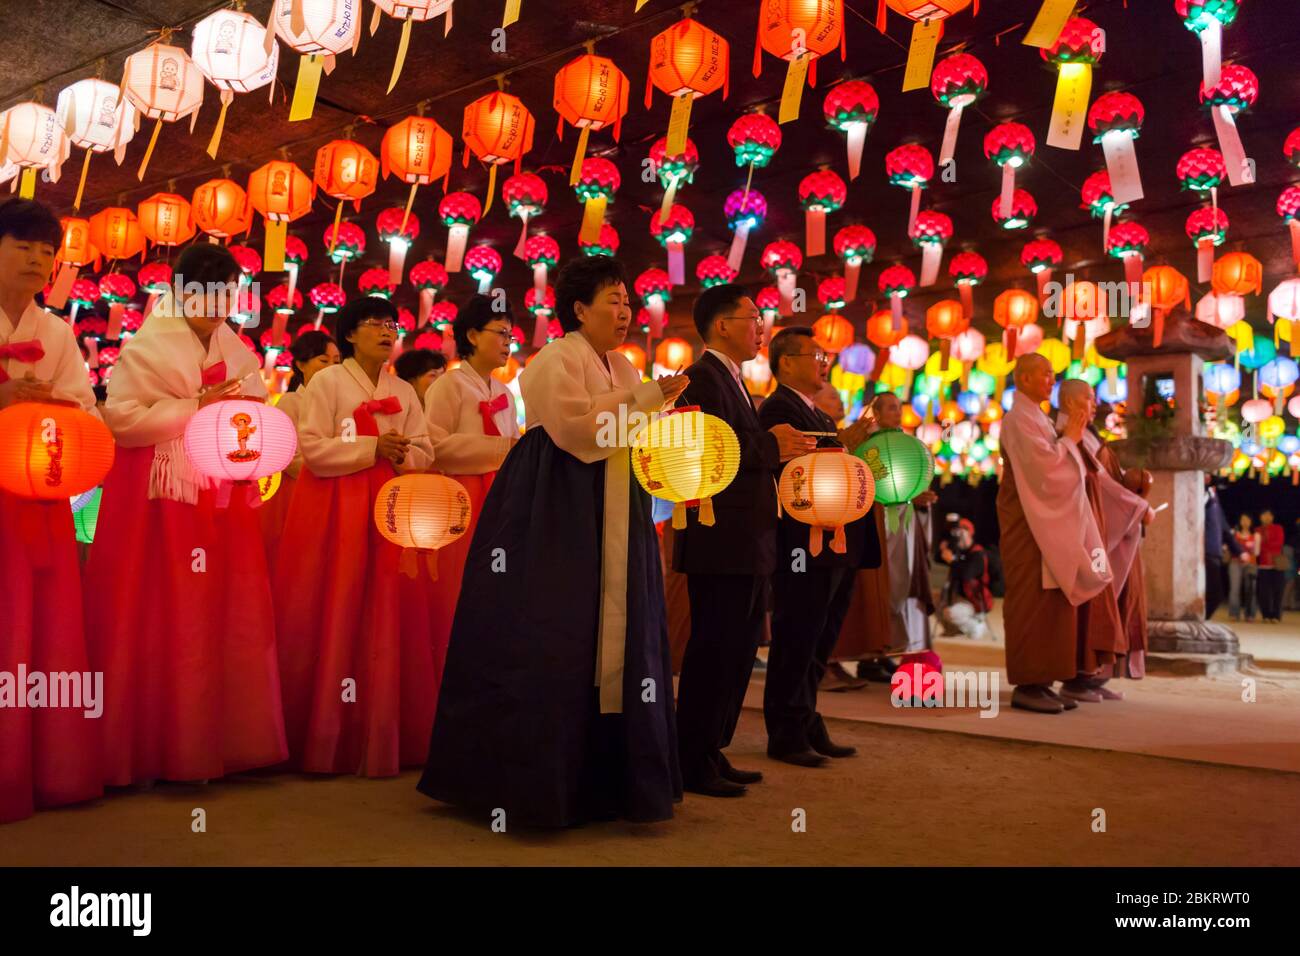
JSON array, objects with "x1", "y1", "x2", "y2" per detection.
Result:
[
  {"x1": 844, "y1": 261, "x2": 861, "y2": 303},
  {"x1": 846, "y1": 121, "x2": 867, "y2": 180},
  {"x1": 503, "y1": 0, "x2": 522, "y2": 28},
  {"x1": 73, "y1": 150, "x2": 92, "y2": 210},
  {"x1": 902, "y1": 20, "x2": 942, "y2": 92},
  {"x1": 938, "y1": 105, "x2": 964, "y2": 167},
  {"x1": 778, "y1": 53, "x2": 811, "y2": 124},
  {"x1": 569, "y1": 126, "x2": 591, "y2": 185},
  {"x1": 1101, "y1": 130, "x2": 1143, "y2": 204},
  {"x1": 998, "y1": 164, "x2": 1016, "y2": 219},
  {"x1": 636, "y1": 0, "x2": 651, "y2": 10},
  {"x1": 579, "y1": 194, "x2": 606, "y2": 244},
  {"x1": 1199, "y1": 19, "x2": 1222, "y2": 89},
  {"x1": 919, "y1": 243, "x2": 941, "y2": 287},
  {"x1": 514, "y1": 212, "x2": 530, "y2": 258},
  {"x1": 805, "y1": 208, "x2": 826, "y2": 258},
  {"x1": 1023, "y1": 0, "x2": 1075, "y2": 48},
  {"x1": 1046, "y1": 63, "x2": 1091, "y2": 151},
  {"x1": 289, "y1": 55, "x2": 325, "y2": 122},
  {"x1": 46, "y1": 263, "x2": 77, "y2": 311},
  {"x1": 18, "y1": 168, "x2": 36, "y2": 199},
  {"x1": 207, "y1": 92, "x2": 232, "y2": 159},
  {"x1": 666, "y1": 93, "x2": 693, "y2": 157},
  {"x1": 264, "y1": 220, "x2": 288, "y2": 272},
  {"x1": 387, "y1": 18, "x2": 413, "y2": 94},
  {"x1": 1212, "y1": 106, "x2": 1252, "y2": 187},
  {"x1": 137, "y1": 118, "x2": 163, "y2": 181},
  {"x1": 726, "y1": 221, "x2": 750, "y2": 273},
  {"x1": 1197, "y1": 238, "x2": 1214, "y2": 283}
]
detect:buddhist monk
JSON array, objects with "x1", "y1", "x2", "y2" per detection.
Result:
[
  {"x1": 997, "y1": 355, "x2": 1113, "y2": 714},
  {"x1": 1056, "y1": 379, "x2": 1154, "y2": 699}
]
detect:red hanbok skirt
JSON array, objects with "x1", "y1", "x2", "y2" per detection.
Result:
[
  {"x1": 0, "y1": 494, "x2": 103, "y2": 823},
  {"x1": 83, "y1": 445, "x2": 288, "y2": 786},
  {"x1": 259, "y1": 471, "x2": 297, "y2": 568},
  {"x1": 274, "y1": 461, "x2": 439, "y2": 777}
]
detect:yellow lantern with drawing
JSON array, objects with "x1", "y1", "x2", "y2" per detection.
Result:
[
  {"x1": 631, "y1": 405, "x2": 739, "y2": 529},
  {"x1": 1036, "y1": 336, "x2": 1071, "y2": 374},
  {"x1": 778, "y1": 447, "x2": 874, "y2": 557},
  {"x1": 258, "y1": 471, "x2": 282, "y2": 502}
]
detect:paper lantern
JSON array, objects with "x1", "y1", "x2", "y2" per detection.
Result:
[
  {"x1": 381, "y1": 114, "x2": 455, "y2": 240},
  {"x1": 832, "y1": 224, "x2": 876, "y2": 303},
  {"x1": 866, "y1": 308, "x2": 908, "y2": 378},
  {"x1": 636, "y1": 268, "x2": 673, "y2": 337},
  {"x1": 314, "y1": 139, "x2": 379, "y2": 262},
  {"x1": 993, "y1": 288, "x2": 1038, "y2": 358},
  {"x1": 191, "y1": 9, "x2": 279, "y2": 159},
  {"x1": 1276, "y1": 185, "x2": 1300, "y2": 268},
  {"x1": 854, "y1": 426, "x2": 933, "y2": 506},
  {"x1": 645, "y1": 17, "x2": 728, "y2": 179},
  {"x1": 650, "y1": 204, "x2": 695, "y2": 286},
  {"x1": 464, "y1": 245, "x2": 501, "y2": 296},
  {"x1": 373, "y1": 206, "x2": 418, "y2": 287},
  {"x1": 46, "y1": 217, "x2": 99, "y2": 313},
  {"x1": 1080, "y1": 169, "x2": 1127, "y2": 252},
  {"x1": 754, "y1": 0, "x2": 846, "y2": 122},
  {"x1": 646, "y1": 137, "x2": 700, "y2": 226},
  {"x1": 553, "y1": 52, "x2": 630, "y2": 185},
  {"x1": 272, "y1": 0, "x2": 362, "y2": 121},
  {"x1": 0, "y1": 102, "x2": 69, "y2": 200},
  {"x1": 323, "y1": 221, "x2": 366, "y2": 269},
  {"x1": 409, "y1": 259, "x2": 448, "y2": 328},
  {"x1": 0, "y1": 402, "x2": 115, "y2": 501},
  {"x1": 1200, "y1": 64, "x2": 1257, "y2": 188},
  {"x1": 879, "y1": 0, "x2": 973, "y2": 93},
  {"x1": 1187, "y1": 207, "x2": 1229, "y2": 283},
  {"x1": 632, "y1": 405, "x2": 740, "y2": 529},
  {"x1": 247, "y1": 160, "x2": 312, "y2": 273},
  {"x1": 580, "y1": 223, "x2": 619, "y2": 259},
  {"x1": 948, "y1": 250, "x2": 986, "y2": 319},
  {"x1": 309, "y1": 281, "x2": 346, "y2": 325},
  {"x1": 926, "y1": 299, "x2": 967, "y2": 369},
  {"x1": 462, "y1": 90, "x2": 535, "y2": 214},
  {"x1": 985, "y1": 122, "x2": 1034, "y2": 225},
  {"x1": 696, "y1": 254, "x2": 737, "y2": 290},
  {"x1": 438, "y1": 190, "x2": 482, "y2": 274},
  {"x1": 885, "y1": 143, "x2": 934, "y2": 234},
  {"x1": 1196, "y1": 291, "x2": 1246, "y2": 331},
  {"x1": 910, "y1": 210, "x2": 952, "y2": 287},
  {"x1": 137, "y1": 192, "x2": 196, "y2": 249},
  {"x1": 721, "y1": 188, "x2": 766, "y2": 275},
  {"x1": 878, "y1": 263, "x2": 915, "y2": 329},
  {"x1": 192, "y1": 178, "x2": 253, "y2": 241},
  {"x1": 573, "y1": 157, "x2": 620, "y2": 247},
  {"x1": 1177, "y1": 146, "x2": 1226, "y2": 197},
  {"x1": 1106, "y1": 220, "x2": 1149, "y2": 291},
  {"x1": 1212, "y1": 251, "x2": 1262, "y2": 296},
  {"x1": 931, "y1": 53, "x2": 985, "y2": 165},
  {"x1": 1258, "y1": 358, "x2": 1300, "y2": 414},
  {"x1": 1020, "y1": 237, "x2": 1063, "y2": 304},
  {"x1": 356, "y1": 267, "x2": 395, "y2": 300},
  {"x1": 1088, "y1": 92, "x2": 1145, "y2": 205},
  {"x1": 55, "y1": 78, "x2": 138, "y2": 210},
  {"x1": 1039, "y1": 17, "x2": 1103, "y2": 151},
  {"x1": 137, "y1": 261, "x2": 171, "y2": 317},
  {"x1": 184, "y1": 396, "x2": 296, "y2": 497},
  {"x1": 761, "y1": 240, "x2": 803, "y2": 317},
  {"x1": 1177, "y1": 0, "x2": 1243, "y2": 90},
  {"x1": 824, "y1": 80, "x2": 878, "y2": 180},
  {"x1": 121, "y1": 42, "x2": 205, "y2": 179},
  {"x1": 265, "y1": 283, "x2": 303, "y2": 315},
  {"x1": 1241, "y1": 397, "x2": 1271, "y2": 424},
  {"x1": 798, "y1": 170, "x2": 846, "y2": 258},
  {"x1": 813, "y1": 313, "x2": 854, "y2": 355},
  {"x1": 503, "y1": 171, "x2": 547, "y2": 257},
  {"x1": 727, "y1": 112, "x2": 781, "y2": 200},
  {"x1": 372, "y1": 0, "x2": 454, "y2": 93},
  {"x1": 818, "y1": 277, "x2": 847, "y2": 312},
  {"x1": 374, "y1": 472, "x2": 471, "y2": 579},
  {"x1": 229, "y1": 244, "x2": 262, "y2": 278},
  {"x1": 1268, "y1": 278, "x2": 1300, "y2": 355},
  {"x1": 778, "y1": 447, "x2": 873, "y2": 556},
  {"x1": 992, "y1": 189, "x2": 1037, "y2": 231},
  {"x1": 889, "y1": 334, "x2": 930, "y2": 399},
  {"x1": 88, "y1": 207, "x2": 146, "y2": 263},
  {"x1": 617, "y1": 343, "x2": 647, "y2": 375},
  {"x1": 653, "y1": 336, "x2": 693, "y2": 375},
  {"x1": 1285, "y1": 126, "x2": 1300, "y2": 170}
]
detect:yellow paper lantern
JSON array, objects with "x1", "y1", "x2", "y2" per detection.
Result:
[
  {"x1": 258, "y1": 471, "x2": 282, "y2": 502},
  {"x1": 1258, "y1": 415, "x2": 1285, "y2": 442},
  {"x1": 373, "y1": 473, "x2": 472, "y2": 579},
  {"x1": 876, "y1": 362, "x2": 909, "y2": 389},
  {"x1": 1037, "y1": 337, "x2": 1071, "y2": 373},
  {"x1": 778, "y1": 447, "x2": 874, "y2": 557},
  {"x1": 924, "y1": 349, "x2": 962, "y2": 383},
  {"x1": 631, "y1": 406, "x2": 740, "y2": 529}
]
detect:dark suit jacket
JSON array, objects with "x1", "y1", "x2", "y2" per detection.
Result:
[
  {"x1": 757, "y1": 383, "x2": 882, "y2": 573},
  {"x1": 671, "y1": 350, "x2": 780, "y2": 576}
]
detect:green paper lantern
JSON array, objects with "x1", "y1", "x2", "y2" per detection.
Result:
[
  {"x1": 72, "y1": 486, "x2": 102, "y2": 544},
  {"x1": 854, "y1": 428, "x2": 935, "y2": 505}
]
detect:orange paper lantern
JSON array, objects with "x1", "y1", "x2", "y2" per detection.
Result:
[
  {"x1": 926, "y1": 298, "x2": 969, "y2": 369},
  {"x1": 373, "y1": 472, "x2": 471, "y2": 579},
  {"x1": 778, "y1": 447, "x2": 874, "y2": 557},
  {"x1": 0, "y1": 402, "x2": 115, "y2": 501},
  {"x1": 248, "y1": 160, "x2": 314, "y2": 272},
  {"x1": 993, "y1": 288, "x2": 1037, "y2": 357},
  {"x1": 654, "y1": 336, "x2": 694, "y2": 371},
  {"x1": 56, "y1": 218, "x2": 98, "y2": 268},
  {"x1": 1211, "y1": 251, "x2": 1263, "y2": 296},
  {"x1": 1142, "y1": 265, "x2": 1190, "y2": 349},
  {"x1": 192, "y1": 178, "x2": 254, "y2": 240},
  {"x1": 381, "y1": 114, "x2": 455, "y2": 229},
  {"x1": 553, "y1": 52, "x2": 630, "y2": 185},
  {"x1": 754, "y1": 0, "x2": 846, "y2": 122},
  {"x1": 87, "y1": 207, "x2": 146, "y2": 262},
  {"x1": 813, "y1": 313, "x2": 855, "y2": 354},
  {"x1": 646, "y1": 17, "x2": 729, "y2": 154},
  {"x1": 314, "y1": 138, "x2": 379, "y2": 253},
  {"x1": 461, "y1": 91, "x2": 536, "y2": 214},
  {"x1": 137, "y1": 192, "x2": 197, "y2": 247}
]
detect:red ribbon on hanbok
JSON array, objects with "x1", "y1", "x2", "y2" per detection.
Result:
[
  {"x1": 478, "y1": 392, "x2": 508, "y2": 437},
  {"x1": 353, "y1": 396, "x2": 403, "y2": 437},
  {"x1": 200, "y1": 361, "x2": 228, "y2": 386},
  {"x1": 0, "y1": 339, "x2": 45, "y2": 384}
]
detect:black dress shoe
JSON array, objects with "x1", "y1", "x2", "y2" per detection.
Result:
[
  {"x1": 768, "y1": 749, "x2": 829, "y2": 768},
  {"x1": 810, "y1": 736, "x2": 857, "y2": 758},
  {"x1": 718, "y1": 756, "x2": 763, "y2": 785},
  {"x1": 684, "y1": 776, "x2": 748, "y2": 798},
  {"x1": 855, "y1": 658, "x2": 895, "y2": 683}
]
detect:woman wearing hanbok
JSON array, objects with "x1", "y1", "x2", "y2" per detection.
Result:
[
  {"x1": 422, "y1": 294, "x2": 518, "y2": 716},
  {"x1": 260, "y1": 330, "x2": 338, "y2": 563},
  {"x1": 0, "y1": 199, "x2": 103, "y2": 823},
  {"x1": 394, "y1": 348, "x2": 447, "y2": 406},
  {"x1": 274, "y1": 297, "x2": 438, "y2": 777},
  {"x1": 418, "y1": 256, "x2": 689, "y2": 827},
  {"x1": 85, "y1": 242, "x2": 287, "y2": 786}
]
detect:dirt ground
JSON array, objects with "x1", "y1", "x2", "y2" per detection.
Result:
[{"x1": 4, "y1": 709, "x2": 1298, "y2": 867}]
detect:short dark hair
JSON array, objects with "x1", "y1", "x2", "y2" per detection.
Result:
[
  {"x1": 287, "y1": 329, "x2": 334, "y2": 390},
  {"x1": 454, "y1": 293, "x2": 512, "y2": 358},
  {"x1": 335, "y1": 296, "x2": 398, "y2": 359},
  {"x1": 555, "y1": 255, "x2": 627, "y2": 333},
  {"x1": 692, "y1": 283, "x2": 751, "y2": 342},
  {"x1": 175, "y1": 242, "x2": 240, "y2": 288},
  {"x1": 768, "y1": 326, "x2": 815, "y2": 381},
  {"x1": 394, "y1": 348, "x2": 446, "y2": 383},
  {"x1": 0, "y1": 198, "x2": 61, "y2": 247}
]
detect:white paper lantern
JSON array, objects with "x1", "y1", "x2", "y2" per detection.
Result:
[
  {"x1": 123, "y1": 43, "x2": 205, "y2": 122},
  {"x1": 1241, "y1": 398, "x2": 1271, "y2": 424},
  {"x1": 192, "y1": 10, "x2": 279, "y2": 94},
  {"x1": 1195, "y1": 291, "x2": 1245, "y2": 329},
  {"x1": 1, "y1": 102, "x2": 70, "y2": 187},
  {"x1": 56, "y1": 79, "x2": 138, "y2": 154}
]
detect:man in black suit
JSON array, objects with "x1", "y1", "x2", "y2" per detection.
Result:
[
  {"x1": 673, "y1": 285, "x2": 815, "y2": 797},
  {"x1": 759, "y1": 327, "x2": 881, "y2": 765}
]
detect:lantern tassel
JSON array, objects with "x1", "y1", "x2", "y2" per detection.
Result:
[
  {"x1": 579, "y1": 194, "x2": 606, "y2": 245},
  {"x1": 1036, "y1": 269, "x2": 1050, "y2": 307},
  {"x1": 844, "y1": 260, "x2": 861, "y2": 303},
  {"x1": 846, "y1": 121, "x2": 867, "y2": 180},
  {"x1": 441, "y1": 331, "x2": 456, "y2": 361},
  {"x1": 263, "y1": 219, "x2": 287, "y2": 272},
  {"x1": 286, "y1": 263, "x2": 300, "y2": 311},
  {"x1": 940, "y1": 338, "x2": 951, "y2": 372},
  {"x1": 830, "y1": 524, "x2": 846, "y2": 554},
  {"x1": 671, "y1": 501, "x2": 687, "y2": 530},
  {"x1": 532, "y1": 311, "x2": 549, "y2": 349},
  {"x1": 1046, "y1": 63, "x2": 1091, "y2": 151},
  {"x1": 741, "y1": 159, "x2": 755, "y2": 207},
  {"x1": 1198, "y1": 237, "x2": 1214, "y2": 284},
  {"x1": 514, "y1": 211, "x2": 530, "y2": 259},
  {"x1": 805, "y1": 208, "x2": 826, "y2": 258},
  {"x1": 387, "y1": 18, "x2": 413, "y2": 95},
  {"x1": 399, "y1": 548, "x2": 418, "y2": 579},
  {"x1": 399, "y1": 183, "x2": 419, "y2": 237},
  {"x1": 483, "y1": 164, "x2": 498, "y2": 216},
  {"x1": 137, "y1": 118, "x2": 163, "y2": 181},
  {"x1": 1153, "y1": 309, "x2": 1165, "y2": 350},
  {"x1": 329, "y1": 202, "x2": 344, "y2": 255},
  {"x1": 388, "y1": 239, "x2": 408, "y2": 287},
  {"x1": 106, "y1": 302, "x2": 125, "y2": 340},
  {"x1": 1102, "y1": 206, "x2": 1113, "y2": 252},
  {"x1": 46, "y1": 263, "x2": 77, "y2": 311},
  {"x1": 777, "y1": 52, "x2": 811, "y2": 125},
  {"x1": 939, "y1": 106, "x2": 964, "y2": 167},
  {"x1": 207, "y1": 91, "x2": 232, "y2": 160},
  {"x1": 726, "y1": 220, "x2": 750, "y2": 273},
  {"x1": 1004, "y1": 327, "x2": 1018, "y2": 359},
  {"x1": 698, "y1": 496, "x2": 715, "y2": 527},
  {"x1": 73, "y1": 150, "x2": 92, "y2": 211},
  {"x1": 919, "y1": 243, "x2": 942, "y2": 287},
  {"x1": 808, "y1": 525, "x2": 823, "y2": 558},
  {"x1": 568, "y1": 126, "x2": 591, "y2": 186},
  {"x1": 15, "y1": 167, "x2": 35, "y2": 199},
  {"x1": 289, "y1": 54, "x2": 325, "y2": 122},
  {"x1": 902, "y1": 20, "x2": 942, "y2": 93}
]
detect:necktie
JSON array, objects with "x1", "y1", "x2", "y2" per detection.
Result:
[
  {"x1": 353, "y1": 396, "x2": 403, "y2": 437},
  {"x1": 0, "y1": 339, "x2": 45, "y2": 384},
  {"x1": 478, "y1": 392, "x2": 509, "y2": 437}
]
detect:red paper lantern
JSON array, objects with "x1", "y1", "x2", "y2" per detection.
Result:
[
  {"x1": 992, "y1": 189, "x2": 1037, "y2": 230},
  {"x1": 1187, "y1": 207, "x2": 1229, "y2": 282},
  {"x1": 229, "y1": 244, "x2": 262, "y2": 277},
  {"x1": 761, "y1": 240, "x2": 803, "y2": 316},
  {"x1": 1277, "y1": 185, "x2": 1300, "y2": 268},
  {"x1": 573, "y1": 156, "x2": 621, "y2": 247},
  {"x1": 503, "y1": 170, "x2": 548, "y2": 257},
  {"x1": 648, "y1": 136, "x2": 700, "y2": 221},
  {"x1": 1106, "y1": 220, "x2": 1150, "y2": 289},
  {"x1": 878, "y1": 262, "x2": 915, "y2": 329},
  {"x1": 580, "y1": 223, "x2": 620, "y2": 259},
  {"x1": 1088, "y1": 92, "x2": 1146, "y2": 205},
  {"x1": 985, "y1": 122, "x2": 1034, "y2": 227},
  {"x1": 439, "y1": 190, "x2": 482, "y2": 273},
  {"x1": 265, "y1": 284, "x2": 303, "y2": 315},
  {"x1": 728, "y1": 112, "x2": 782, "y2": 170},
  {"x1": 636, "y1": 268, "x2": 672, "y2": 336},
  {"x1": 247, "y1": 160, "x2": 313, "y2": 273},
  {"x1": 909, "y1": 210, "x2": 952, "y2": 287},
  {"x1": 0, "y1": 403, "x2": 114, "y2": 500},
  {"x1": 1020, "y1": 237, "x2": 1063, "y2": 302},
  {"x1": 833, "y1": 224, "x2": 875, "y2": 302},
  {"x1": 823, "y1": 80, "x2": 878, "y2": 180},
  {"x1": 797, "y1": 169, "x2": 847, "y2": 257},
  {"x1": 524, "y1": 234, "x2": 561, "y2": 316},
  {"x1": 654, "y1": 337, "x2": 693, "y2": 372},
  {"x1": 696, "y1": 254, "x2": 736, "y2": 290},
  {"x1": 464, "y1": 245, "x2": 502, "y2": 295},
  {"x1": 817, "y1": 277, "x2": 847, "y2": 311},
  {"x1": 885, "y1": 143, "x2": 934, "y2": 234},
  {"x1": 1284, "y1": 127, "x2": 1300, "y2": 170},
  {"x1": 930, "y1": 52, "x2": 986, "y2": 165},
  {"x1": 651, "y1": 204, "x2": 695, "y2": 287},
  {"x1": 949, "y1": 250, "x2": 987, "y2": 319},
  {"x1": 867, "y1": 309, "x2": 908, "y2": 348},
  {"x1": 56, "y1": 218, "x2": 98, "y2": 269}
]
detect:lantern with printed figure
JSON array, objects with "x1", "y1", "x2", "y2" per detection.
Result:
[
  {"x1": 272, "y1": 0, "x2": 362, "y2": 122},
  {"x1": 632, "y1": 405, "x2": 740, "y2": 530},
  {"x1": 0, "y1": 102, "x2": 69, "y2": 200},
  {"x1": 184, "y1": 398, "x2": 297, "y2": 508},
  {"x1": 192, "y1": 178, "x2": 253, "y2": 241},
  {"x1": 381, "y1": 114, "x2": 455, "y2": 246},
  {"x1": 190, "y1": 8, "x2": 279, "y2": 160},
  {"x1": 122, "y1": 42, "x2": 205, "y2": 180},
  {"x1": 778, "y1": 448, "x2": 874, "y2": 557},
  {"x1": 55, "y1": 78, "x2": 138, "y2": 210}
]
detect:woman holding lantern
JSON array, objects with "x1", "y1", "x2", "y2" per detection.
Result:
[
  {"x1": 421, "y1": 294, "x2": 519, "y2": 725},
  {"x1": 419, "y1": 256, "x2": 690, "y2": 827},
  {"x1": 273, "y1": 297, "x2": 438, "y2": 778},
  {"x1": 0, "y1": 198, "x2": 104, "y2": 823},
  {"x1": 85, "y1": 242, "x2": 288, "y2": 787}
]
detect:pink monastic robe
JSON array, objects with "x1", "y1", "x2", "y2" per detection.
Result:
[{"x1": 997, "y1": 391, "x2": 1112, "y2": 686}]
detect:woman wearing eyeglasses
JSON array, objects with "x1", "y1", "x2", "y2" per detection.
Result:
[
  {"x1": 421, "y1": 294, "x2": 519, "y2": 725},
  {"x1": 419, "y1": 256, "x2": 690, "y2": 827},
  {"x1": 274, "y1": 297, "x2": 438, "y2": 777}
]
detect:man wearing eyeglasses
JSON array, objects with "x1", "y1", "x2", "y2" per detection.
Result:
[
  {"x1": 674, "y1": 285, "x2": 816, "y2": 798},
  {"x1": 757, "y1": 326, "x2": 881, "y2": 766}
]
